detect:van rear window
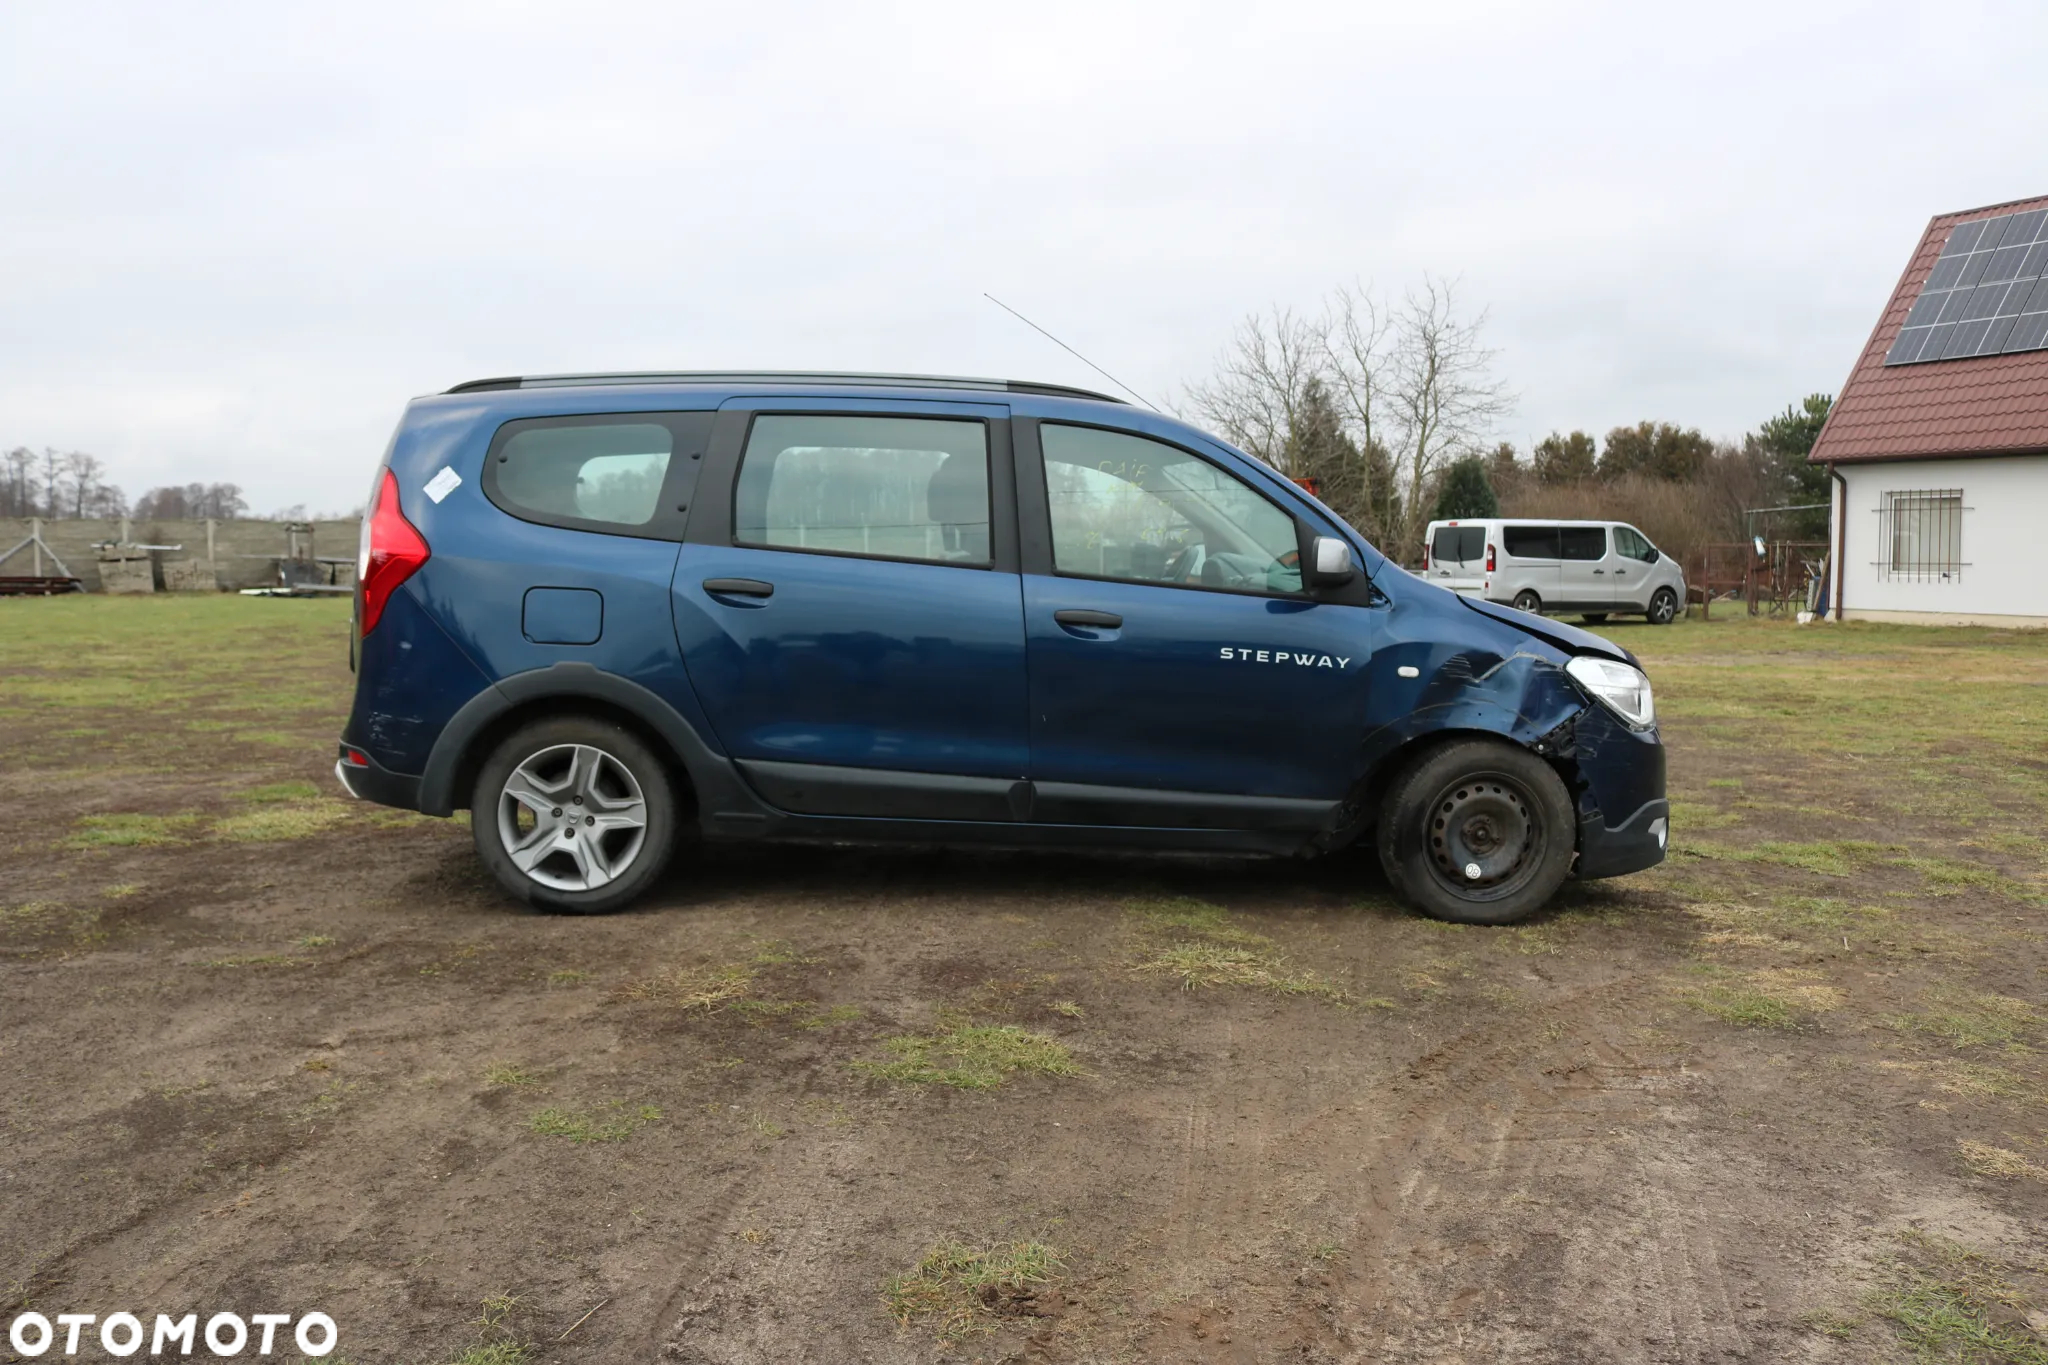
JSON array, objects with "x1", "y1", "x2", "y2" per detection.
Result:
[
  {"x1": 1502, "y1": 526, "x2": 1559, "y2": 558},
  {"x1": 1431, "y1": 526, "x2": 1485, "y2": 563}
]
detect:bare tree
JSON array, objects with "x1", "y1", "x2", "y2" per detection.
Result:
[
  {"x1": 64, "y1": 452, "x2": 104, "y2": 519},
  {"x1": 1385, "y1": 278, "x2": 1514, "y2": 554},
  {"x1": 39, "y1": 447, "x2": 63, "y2": 519},
  {"x1": 1183, "y1": 307, "x2": 1325, "y2": 471},
  {"x1": 1183, "y1": 278, "x2": 1512, "y2": 559},
  {"x1": 2, "y1": 447, "x2": 34, "y2": 517}
]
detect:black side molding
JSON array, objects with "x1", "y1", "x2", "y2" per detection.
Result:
[{"x1": 417, "y1": 662, "x2": 759, "y2": 820}]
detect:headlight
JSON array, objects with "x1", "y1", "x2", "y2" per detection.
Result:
[{"x1": 1566, "y1": 655, "x2": 1655, "y2": 729}]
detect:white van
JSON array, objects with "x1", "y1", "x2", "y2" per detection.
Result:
[{"x1": 1422, "y1": 518, "x2": 1687, "y2": 625}]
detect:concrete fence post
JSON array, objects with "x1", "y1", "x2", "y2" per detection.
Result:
[
  {"x1": 120, "y1": 515, "x2": 132, "y2": 546},
  {"x1": 206, "y1": 518, "x2": 217, "y2": 566},
  {"x1": 31, "y1": 517, "x2": 41, "y2": 576}
]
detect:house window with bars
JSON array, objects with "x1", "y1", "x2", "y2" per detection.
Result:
[{"x1": 1876, "y1": 489, "x2": 1965, "y2": 583}]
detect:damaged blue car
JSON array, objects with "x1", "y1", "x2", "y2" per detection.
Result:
[{"x1": 337, "y1": 371, "x2": 1667, "y2": 923}]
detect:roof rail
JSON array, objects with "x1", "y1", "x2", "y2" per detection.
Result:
[{"x1": 443, "y1": 371, "x2": 1127, "y2": 404}]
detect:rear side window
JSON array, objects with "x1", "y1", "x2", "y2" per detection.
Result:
[
  {"x1": 734, "y1": 414, "x2": 990, "y2": 565},
  {"x1": 1502, "y1": 525, "x2": 1560, "y2": 559},
  {"x1": 1557, "y1": 526, "x2": 1607, "y2": 560}
]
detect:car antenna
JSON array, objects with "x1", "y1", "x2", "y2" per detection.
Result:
[{"x1": 982, "y1": 293, "x2": 1160, "y2": 410}]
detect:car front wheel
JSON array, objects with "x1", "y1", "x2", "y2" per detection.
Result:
[
  {"x1": 471, "y1": 717, "x2": 677, "y2": 913},
  {"x1": 1376, "y1": 738, "x2": 1577, "y2": 925},
  {"x1": 1648, "y1": 587, "x2": 1678, "y2": 625}
]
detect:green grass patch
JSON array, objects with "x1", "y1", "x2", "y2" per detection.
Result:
[
  {"x1": 1864, "y1": 1233, "x2": 2048, "y2": 1364},
  {"x1": 1125, "y1": 895, "x2": 1275, "y2": 945},
  {"x1": 211, "y1": 802, "x2": 351, "y2": 842},
  {"x1": 444, "y1": 1345, "x2": 529, "y2": 1365},
  {"x1": 883, "y1": 1240, "x2": 1065, "y2": 1339},
  {"x1": 526, "y1": 1101, "x2": 660, "y2": 1143},
  {"x1": 1682, "y1": 967, "x2": 1843, "y2": 1029},
  {"x1": 484, "y1": 1062, "x2": 544, "y2": 1089},
  {"x1": 65, "y1": 813, "x2": 198, "y2": 848},
  {"x1": 852, "y1": 1025, "x2": 1078, "y2": 1090},
  {"x1": 1885, "y1": 989, "x2": 2040, "y2": 1051},
  {"x1": 238, "y1": 780, "x2": 322, "y2": 803},
  {"x1": 1135, "y1": 942, "x2": 1347, "y2": 1000}
]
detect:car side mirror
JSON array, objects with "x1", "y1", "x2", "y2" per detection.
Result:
[
  {"x1": 1309, "y1": 535, "x2": 1355, "y2": 586},
  {"x1": 1646, "y1": 547, "x2": 1660, "y2": 564}
]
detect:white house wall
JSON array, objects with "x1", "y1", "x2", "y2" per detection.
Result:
[{"x1": 1833, "y1": 454, "x2": 2048, "y2": 625}]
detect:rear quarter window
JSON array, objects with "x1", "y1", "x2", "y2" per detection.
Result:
[{"x1": 482, "y1": 413, "x2": 710, "y2": 538}]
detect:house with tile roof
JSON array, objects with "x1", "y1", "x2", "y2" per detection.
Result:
[{"x1": 1812, "y1": 193, "x2": 2048, "y2": 627}]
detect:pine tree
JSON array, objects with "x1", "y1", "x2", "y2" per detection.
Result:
[{"x1": 1432, "y1": 456, "x2": 1498, "y2": 520}]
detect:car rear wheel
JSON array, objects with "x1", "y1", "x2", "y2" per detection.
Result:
[
  {"x1": 1647, "y1": 587, "x2": 1678, "y2": 625},
  {"x1": 471, "y1": 717, "x2": 676, "y2": 913},
  {"x1": 1376, "y1": 738, "x2": 1577, "y2": 925},
  {"x1": 1511, "y1": 589, "x2": 1543, "y2": 614}
]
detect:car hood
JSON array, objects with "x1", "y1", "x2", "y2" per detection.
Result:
[{"x1": 1458, "y1": 595, "x2": 1639, "y2": 667}]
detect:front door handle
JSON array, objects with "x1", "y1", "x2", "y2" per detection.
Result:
[
  {"x1": 1054, "y1": 609, "x2": 1122, "y2": 628},
  {"x1": 703, "y1": 577, "x2": 774, "y2": 598}
]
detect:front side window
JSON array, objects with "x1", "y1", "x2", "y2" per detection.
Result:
[
  {"x1": 1041, "y1": 423, "x2": 1302, "y2": 594},
  {"x1": 735, "y1": 415, "x2": 990, "y2": 565},
  {"x1": 1557, "y1": 526, "x2": 1607, "y2": 561},
  {"x1": 1881, "y1": 489, "x2": 1964, "y2": 582},
  {"x1": 1614, "y1": 525, "x2": 1657, "y2": 562},
  {"x1": 495, "y1": 422, "x2": 673, "y2": 527}
]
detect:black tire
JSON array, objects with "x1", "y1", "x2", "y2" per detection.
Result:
[
  {"x1": 471, "y1": 716, "x2": 677, "y2": 913},
  {"x1": 1647, "y1": 587, "x2": 1678, "y2": 625},
  {"x1": 1375, "y1": 738, "x2": 1577, "y2": 925},
  {"x1": 1511, "y1": 589, "x2": 1543, "y2": 614},
  {"x1": 1580, "y1": 613, "x2": 1608, "y2": 624}
]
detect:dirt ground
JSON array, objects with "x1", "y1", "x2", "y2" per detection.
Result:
[{"x1": 2, "y1": 596, "x2": 2044, "y2": 1365}]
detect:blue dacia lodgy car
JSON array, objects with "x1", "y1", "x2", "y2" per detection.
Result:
[{"x1": 337, "y1": 372, "x2": 1667, "y2": 924}]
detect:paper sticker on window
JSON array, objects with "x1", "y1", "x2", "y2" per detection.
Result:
[{"x1": 424, "y1": 466, "x2": 462, "y2": 504}]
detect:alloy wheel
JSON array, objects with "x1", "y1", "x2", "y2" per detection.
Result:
[{"x1": 495, "y1": 743, "x2": 649, "y2": 892}]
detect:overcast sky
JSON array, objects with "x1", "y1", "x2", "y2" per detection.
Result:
[{"x1": 3, "y1": 0, "x2": 2044, "y2": 514}]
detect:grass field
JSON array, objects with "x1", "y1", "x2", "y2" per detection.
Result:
[{"x1": 1, "y1": 595, "x2": 2044, "y2": 1363}]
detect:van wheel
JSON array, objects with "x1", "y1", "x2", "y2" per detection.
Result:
[
  {"x1": 1647, "y1": 588, "x2": 1678, "y2": 625},
  {"x1": 1511, "y1": 589, "x2": 1543, "y2": 614},
  {"x1": 471, "y1": 717, "x2": 676, "y2": 913},
  {"x1": 1376, "y1": 739, "x2": 1577, "y2": 925}
]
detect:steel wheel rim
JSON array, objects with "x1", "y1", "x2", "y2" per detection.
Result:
[
  {"x1": 1424, "y1": 771, "x2": 1544, "y2": 902},
  {"x1": 496, "y1": 743, "x2": 648, "y2": 893}
]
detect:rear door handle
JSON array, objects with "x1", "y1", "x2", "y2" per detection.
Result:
[
  {"x1": 1054, "y1": 609, "x2": 1122, "y2": 628},
  {"x1": 703, "y1": 577, "x2": 774, "y2": 598}
]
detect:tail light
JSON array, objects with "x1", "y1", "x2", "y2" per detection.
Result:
[
  {"x1": 357, "y1": 469, "x2": 429, "y2": 636},
  {"x1": 1422, "y1": 540, "x2": 1430, "y2": 571},
  {"x1": 1486, "y1": 542, "x2": 1497, "y2": 573}
]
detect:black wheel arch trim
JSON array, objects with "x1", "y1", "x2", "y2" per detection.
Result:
[{"x1": 417, "y1": 662, "x2": 763, "y2": 820}]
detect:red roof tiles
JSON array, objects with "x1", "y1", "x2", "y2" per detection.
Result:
[{"x1": 1811, "y1": 192, "x2": 2048, "y2": 465}]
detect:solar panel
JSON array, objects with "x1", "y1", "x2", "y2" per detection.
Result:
[{"x1": 1886, "y1": 207, "x2": 2048, "y2": 365}]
